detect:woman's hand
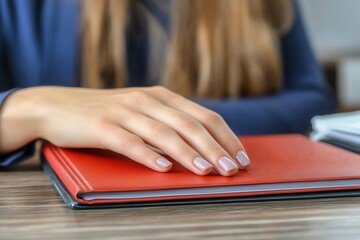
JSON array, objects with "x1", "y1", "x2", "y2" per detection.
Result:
[{"x1": 0, "y1": 86, "x2": 250, "y2": 176}]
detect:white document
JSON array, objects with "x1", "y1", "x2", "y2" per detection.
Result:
[{"x1": 311, "y1": 110, "x2": 360, "y2": 147}]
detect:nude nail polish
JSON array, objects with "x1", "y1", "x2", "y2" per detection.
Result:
[
  {"x1": 156, "y1": 157, "x2": 172, "y2": 169},
  {"x1": 193, "y1": 157, "x2": 212, "y2": 171},
  {"x1": 236, "y1": 151, "x2": 250, "y2": 168},
  {"x1": 218, "y1": 156, "x2": 238, "y2": 172}
]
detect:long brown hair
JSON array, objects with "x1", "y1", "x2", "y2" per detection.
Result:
[{"x1": 81, "y1": 0, "x2": 293, "y2": 98}]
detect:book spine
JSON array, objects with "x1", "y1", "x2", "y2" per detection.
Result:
[{"x1": 43, "y1": 144, "x2": 92, "y2": 199}]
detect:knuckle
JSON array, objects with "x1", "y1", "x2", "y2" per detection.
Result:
[
  {"x1": 127, "y1": 90, "x2": 152, "y2": 103},
  {"x1": 150, "y1": 86, "x2": 176, "y2": 99},
  {"x1": 177, "y1": 114, "x2": 202, "y2": 131},
  {"x1": 204, "y1": 111, "x2": 223, "y2": 126},
  {"x1": 150, "y1": 85, "x2": 168, "y2": 94},
  {"x1": 149, "y1": 123, "x2": 174, "y2": 138}
]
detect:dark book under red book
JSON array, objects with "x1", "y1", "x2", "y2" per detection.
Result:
[{"x1": 41, "y1": 134, "x2": 360, "y2": 209}]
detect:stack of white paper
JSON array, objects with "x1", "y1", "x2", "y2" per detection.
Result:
[{"x1": 311, "y1": 110, "x2": 360, "y2": 149}]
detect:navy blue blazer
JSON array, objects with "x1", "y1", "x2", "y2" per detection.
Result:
[{"x1": 0, "y1": 0, "x2": 336, "y2": 166}]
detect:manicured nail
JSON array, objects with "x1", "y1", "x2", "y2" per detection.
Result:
[
  {"x1": 236, "y1": 151, "x2": 250, "y2": 168},
  {"x1": 218, "y1": 156, "x2": 238, "y2": 172},
  {"x1": 156, "y1": 157, "x2": 172, "y2": 169},
  {"x1": 193, "y1": 157, "x2": 213, "y2": 171}
]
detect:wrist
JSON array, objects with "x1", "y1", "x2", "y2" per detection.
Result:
[{"x1": 0, "y1": 87, "x2": 46, "y2": 152}]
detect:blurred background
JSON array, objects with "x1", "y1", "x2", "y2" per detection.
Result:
[{"x1": 300, "y1": 0, "x2": 360, "y2": 111}]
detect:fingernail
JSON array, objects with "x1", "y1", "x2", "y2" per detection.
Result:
[
  {"x1": 156, "y1": 157, "x2": 172, "y2": 169},
  {"x1": 236, "y1": 151, "x2": 250, "y2": 168},
  {"x1": 193, "y1": 157, "x2": 212, "y2": 171},
  {"x1": 218, "y1": 156, "x2": 238, "y2": 172}
]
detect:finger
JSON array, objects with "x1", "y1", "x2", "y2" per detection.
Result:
[
  {"x1": 149, "y1": 86, "x2": 250, "y2": 169},
  {"x1": 113, "y1": 107, "x2": 225, "y2": 176},
  {"x1": 132, "y1": 101, "x2": 239, "y2": 176},
  {"x1": 99, "y1": 125, "x2": 173, "y2": 173},
  {"x1": 194, "y1": 110, "x2": 250, "y2": 169}
]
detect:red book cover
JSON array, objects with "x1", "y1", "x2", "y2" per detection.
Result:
[{"x1": 42, "y1": 134, "x2": 360, "y2": 208}]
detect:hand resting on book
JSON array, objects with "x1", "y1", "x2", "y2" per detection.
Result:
[{"x1": 0, "y1": 86, "x2": 250, "y2": 176}]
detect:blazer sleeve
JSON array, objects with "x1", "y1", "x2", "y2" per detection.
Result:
[{"x1": 194, "y1": 1, "x2": 337, "y2": 135}]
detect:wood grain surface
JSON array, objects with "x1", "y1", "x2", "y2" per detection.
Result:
[{"x1": 1, "y1": 158, "x2": 360, "y2": 240}]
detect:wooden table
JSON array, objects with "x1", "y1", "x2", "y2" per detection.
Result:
[{"x1": 1, "y1": 157, "x2": 360, "y2": 240}]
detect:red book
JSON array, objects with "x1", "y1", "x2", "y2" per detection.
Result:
[{"x1": 41, "y1": 134, "x2": 360, "y2": 209}]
